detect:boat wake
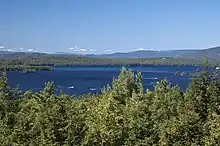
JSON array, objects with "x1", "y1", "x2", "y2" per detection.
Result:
[
  {"x1": 68, "y1": 86, "x2": 75, "y2": 89},
  {"x1": 143, "y1": 77, "x2": 158, "y2": 80}
]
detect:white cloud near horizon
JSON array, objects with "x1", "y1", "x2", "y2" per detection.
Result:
[
  {"x1": 136, "y1": 48, "x2": 154, "y2": 51},
  {"x1": 7, "y1": 49, "x2": 15, "y2": 52},
  {"x1": 74, "y1": 46, "x2": 80, "y2": 50},
  {"x1": 28, "y1": 48, "x2": 37, "y2": 52},
  {"x1": 80, "y1": 48, "x2": 87, "y2": 51},
  {"x1": 68, "y1": 46, "x2": 81, "y2": 51},
  {"x1": 137, "y1": 48, "x2": 147, "y2": 51},
  {"x1": 0, "y1": 46, "x2": 4, "y2": 49},
  {"x1": 68, "y1": 46, "x2": 97, "y2": 53},
  {"x1": 89, "y1": 49, "x2": 96, "y2": 52}
]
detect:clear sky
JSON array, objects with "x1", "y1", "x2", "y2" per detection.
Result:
[{"x1": 0, "y1": 0, "x2": 220, "y2": 54}]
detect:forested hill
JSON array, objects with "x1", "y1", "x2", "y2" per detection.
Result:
[
  {"x1": 0, "y1": 46, "x2": 220, "y2": 69},
  {"x1": 0, "y1": 54, "x2": 220, "y2": 67}
]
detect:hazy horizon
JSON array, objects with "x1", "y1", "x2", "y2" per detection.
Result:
[{"x1": 1, "y1": 0, "x2": 220, "y2": 54}]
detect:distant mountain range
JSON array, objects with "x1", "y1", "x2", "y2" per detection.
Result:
[
  {"x1": 85, "y1": 46, "x2": 220, "y2": 60},
  {"x1": 85, "y1": 50, "x2": 196, "y2": 59},
  {"x1": 1, "y1": 46, "x2": 220, "y2": 60}
]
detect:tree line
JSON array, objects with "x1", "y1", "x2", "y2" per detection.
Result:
[
  {"x1": 0, "y1": 66, "x2": 220, "y2": 145},
  {"x1": 1, "y1": 55, "x2": 219, "y2": 69},
  {"x1": 0, "y1": 65, "x2": 53, "y2": 72}
]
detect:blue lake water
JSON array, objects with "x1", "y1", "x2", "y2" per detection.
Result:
[{"x1": 6, "y1": 66, "x2": 201, "y2": 95}]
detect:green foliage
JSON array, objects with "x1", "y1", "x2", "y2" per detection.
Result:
[
  {"x1": 0, "y1": 66, "x2": 220, "y2": 145},
  {"x1": 0, "y1": 65, "x2": 53, "y2": 72},
  {"x1": 1, "y1": 54, "x2": 220, "y2": 69},
  {"x1": 0, "y1": 68, "x2": 9, "y2": 91}
]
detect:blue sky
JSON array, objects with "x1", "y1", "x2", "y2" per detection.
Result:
[{"x1": 0, "y1": 0, "x2": 220, "y2": 54}]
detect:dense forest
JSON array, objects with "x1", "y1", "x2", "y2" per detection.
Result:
[
  {"x1": 1, "y1": 55, "x2": 220, "y2": 70},
  {"x1": 0, "y1": 65, "x2": 220, "y2": 145}
]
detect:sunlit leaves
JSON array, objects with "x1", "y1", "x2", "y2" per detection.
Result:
[{"x1": 0, "y1": 67, "x2": 220, "y2": 145}]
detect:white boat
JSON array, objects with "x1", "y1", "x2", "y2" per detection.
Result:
[
  {"x1": 216, "y1": 67, "x2": 220, "y2": 70},
  {"x1": 68, "y1": 86, "x2": 75, "y2": 89}
]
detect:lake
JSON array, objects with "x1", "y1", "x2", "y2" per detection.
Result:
[{"x1": 6, "y1": 65, "x2": 201, "y2": 95}]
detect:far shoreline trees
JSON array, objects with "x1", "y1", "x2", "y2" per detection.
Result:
[{"x1": 0, "y1": 54, "x2": 219, "y2": 72}]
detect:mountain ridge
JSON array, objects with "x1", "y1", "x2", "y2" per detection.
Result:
[
  {"x1": 1, "y1": 46, "x2": 220, "y2": 60},
  {"x1": 85, "y1": 46, "x2": 220, "y2": 60}
]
